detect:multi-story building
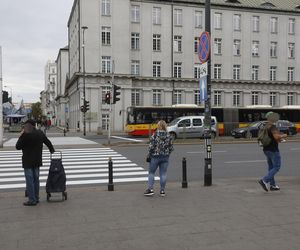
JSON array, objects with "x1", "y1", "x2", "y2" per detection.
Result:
[
  {"x1": 65, "y1": 0, "x2": 300, "y2": 133},
  {"x1": 44, "y1": 60, "x2": 57, "y2": 125}
]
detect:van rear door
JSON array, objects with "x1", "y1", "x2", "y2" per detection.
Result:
[{"x1": 192, "y1": 118, "x2": 204, "y2": 137}]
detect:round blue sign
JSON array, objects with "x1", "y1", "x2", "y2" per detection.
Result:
[{"x1": 198, "y1": 32, "x2": 211, "y2": 63}]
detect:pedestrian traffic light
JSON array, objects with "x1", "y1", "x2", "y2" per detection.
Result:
[
  {"x1": 112, "y1": 84, "x2": 121, "y2": 104},
  {"x1": 84, "y1": 100, "x2": 90, "y2": 111},
  {"x1": 105, "y1": 92, "x2": 111, "y2": 104}
]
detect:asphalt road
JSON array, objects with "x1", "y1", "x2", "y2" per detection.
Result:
[{"x1": 112, "y1": 141, "x2": 300, "y2": 183}]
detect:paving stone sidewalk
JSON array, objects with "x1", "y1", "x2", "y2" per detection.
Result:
[{"x1": 1, "y1": 177, "x2": 300, "y2": 250}]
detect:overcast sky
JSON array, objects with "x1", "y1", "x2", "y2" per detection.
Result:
[{"x1": 0, "y1": 0, "x2": 74, "y2": 103}]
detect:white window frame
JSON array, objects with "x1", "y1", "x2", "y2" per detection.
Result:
[
  {"x1": 214, "y1": 38, "x2": 222, "y2": 55},
  {"x1": 252, "y1": 41, "x2": 259, "y2": 56},
  {"x1": 233, "y1": 65, "x2": 241, "y2": 80},
  {"x1": 131, "y1": 89, "x2": 141, "y2": 106},
  {"x1": 214, "y1": 91, "x2": 222, "y2": 106},
  {"x1": 153, "y1": 34, "x2": 161, "y2": 51},
  {"x1": 102, "y1": 114, "x2": 109, "y2": 130},
  {"x1": 214, "y1": 64, "x2": 221, "y2": 79},
  {"x1": 131, "y1": 5, "x2": 140, "y2": 23},
  {"x1": 131, "y1": 33, "x2": 140, "y2": 50},
  {"x1": 270, "y1": 17, "x2": 278, "y2": 33},
  {"x1": 233, "y1": 14, "x2": 241, "y2": 31},
  {"x1": 101, "y1": 26, "x2": 111, "y2": 45},
  {"x1": 214, "y1": 13, "x2": 222, "y2": 29},
  {"x1": 270, "y1": 66, "x2": 277, "y2": 81},
  {"x1": 233, "y1": 39, "x2": 241, "y2": 56},
  {"x1": 194, "y1": 37, "x2": 199, "y2": 53},
  {"x1": 153, "y1": 89, "x2": 162, "y2": 106},
  {"x1": 152, "y1": 7, "x2": 161, "y2": 25},
  {"x1": 195, "y1": 10, "x2": 203, "y2": 28},
  {"x1": 253, "y1": 16, "x2": 260, "y2": 32},
  {"x1": 194, "y1": 90, "x2": 201, "y2": 105},
  {"x1": 174, "y1": 35, "x2": 182, "y2": 52},
  {"x1": 101, "y1": 56, "x2": 111, "y2": 73},
  {"x1": 174, "y1": 62, "x2": 182, "y2": 78},
  {"x1": 131, "y1": 60, "x2": 140, "y2": 75},
  {"x1": 288, "y1": 67, "x2": 294, "y2": 81},
  {"x1": 174, "y1": 9, "x2": 182, "y2": 26},
  {"x1": 288, "y1": 43, "x2": 295, "y2": 58},
  {"x1": 153, "y1": 61, "x2": 161, "y2": 77},
  {"x1": 101, "y1": 0, "x2": 110, "y2": 16},
  {"x1": 173, "y1": 90, "x2": 182, "y2": 105},
  {"x1": 287, "y1": 92, "x2": 294, "y2": 105},
  {"x1": 252, "y1": 65, "x2": 259, "y2": 81},
  {"x1": 270, "y1": 92, "x2": 276, "y2": 106},
  {"x1": 288, "y1": 18, "x2": 295, "y2": 34},
  {"x1": 194, "y1": 64, "x2": 201, "y2": 79},
  {"x1": 270, "y1": 42, "x2": 277, "y2": 57},
  {"x1": 233, "y1": 91, "x2": 241, "y2": 107},
  {"x1": 251, "y1": 91, "x2": 259, "y2": 105}
]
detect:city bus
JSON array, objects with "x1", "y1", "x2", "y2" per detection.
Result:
[{"x1": 125, "y1": 105, "x2": 300, "y2": 136}]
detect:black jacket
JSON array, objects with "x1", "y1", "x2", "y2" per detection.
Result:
[{"x1": 16, "y1": 129, "x2": 55, "y2": 168}]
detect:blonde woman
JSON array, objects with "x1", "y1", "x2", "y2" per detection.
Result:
[{"x1": 144, "y1": 120, "x2": 174, "y2": 197}]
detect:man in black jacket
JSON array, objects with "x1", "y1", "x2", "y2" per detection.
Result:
[{"x1": 16, "y1": 119, "x2": 55, "y2": 206}]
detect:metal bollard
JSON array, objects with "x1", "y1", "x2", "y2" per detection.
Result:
[
  {"x1": 108, "y1": 157, "x2": 114, "y2": 191},
  {"x1": 182, "y1": 157, "x2": 188, "y2": 188},
  {"x1": 63, "y1": 128, "x2": 66, "y2": 136}
]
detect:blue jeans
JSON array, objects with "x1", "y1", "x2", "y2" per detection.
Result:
[
  {"x1": 263, "y1": 150, "x2": 281, "y2": 186},
  {"x1": 148, "y1": 155, "x2": 169, "y2": 191},
  {"x1": 24, "y1": 167, "x2": 40, "y2": 203}
]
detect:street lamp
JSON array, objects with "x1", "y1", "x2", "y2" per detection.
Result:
[
  {"x1": 4, "y1": 85, "x2": 12, "y2": 103},
  {"x1": 82, "y1": 25, "x2": 88, "y2": 136}
]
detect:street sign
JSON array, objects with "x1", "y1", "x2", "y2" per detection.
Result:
[
  {"x1": 199, "y1": 76, "x2": 207, "y2": 102},
  {"x1": 198, "y1": 31, "x2": 211, "y2": 63},
  {"x1": 200, "y1": 62, "x2": 208, "y2": 78}
]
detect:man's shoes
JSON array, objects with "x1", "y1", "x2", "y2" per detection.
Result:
[
  {"x1": 258, "y1": 179, "x2": 268, "y2": 192},
  {"x1": 144, "y1": 189, "x2": 154, "y2": 196},
  {"x1": 23, "y1": 201, "x2": 37, "y2": 206},
  {"x1": 160, "y1": 190, "x2": 166, "y2": 197},
  {"x1": 270, "y1": 185, "x2": 280, "y2": 191}
]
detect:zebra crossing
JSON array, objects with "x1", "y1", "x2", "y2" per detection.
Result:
[{"x1": 0, "y1": 147, "x2": 153, "y2": 190}]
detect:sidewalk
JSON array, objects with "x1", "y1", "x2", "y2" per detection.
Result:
[{"x1": 1, "y1": 177, "x2": 300, "y2": 250}]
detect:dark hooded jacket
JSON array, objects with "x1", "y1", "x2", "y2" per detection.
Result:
[{"x1": 148, "y1": 130, "x2": 174, "y2": 157}]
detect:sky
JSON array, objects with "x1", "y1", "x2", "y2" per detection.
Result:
[{"x1": 0, "y1": 0, "x2": 74, "y2": 104}]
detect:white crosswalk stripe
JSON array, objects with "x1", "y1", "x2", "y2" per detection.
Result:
[{"x1": 0, "y1": 147, "x2": 153, "y2": 190}]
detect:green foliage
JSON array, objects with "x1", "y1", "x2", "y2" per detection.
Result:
[{"x1": 31, "y1": 102, "x2": 43, "y2": 120}]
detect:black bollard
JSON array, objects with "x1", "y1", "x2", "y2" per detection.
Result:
[
  {"x1": 63, "y1": 128, "x2": 66, "y2": 136},
  {"x1": 182, "y1": 157, "x2": 188, "y2": 188},
  {"x1": 108, "y1": 157, "x2": 114, "y2": 191}
]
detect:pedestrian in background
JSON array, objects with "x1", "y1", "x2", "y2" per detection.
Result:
[
  {"x1": 144, "y1": 120, "x2": 174, "y2": 197},
  {"x1": 258, "y1": 112, "x2": 287, "y2": 192},
  {"x1": 16, "y1": 119, "x2": 55, "y2": 206}
]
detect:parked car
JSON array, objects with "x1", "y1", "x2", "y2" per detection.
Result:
[
  {"x1": 167, "y1": 116, "x2": 218, "y2": 139},
  {"x1": 231, "y1": 120, "x2": 297, "y2": 138},
  {"x1": 276, "y1": 120, "x2": 297, "y2": 135}
]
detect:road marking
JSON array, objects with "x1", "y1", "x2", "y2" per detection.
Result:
[
  {"x1": 111, "y1": 136, "x2": 144, "y2": 142},
  {"x1": 224, "y1": 160, "x2": 266, "y2": 164},
  {"x1": 291, "y1": 148, "x2": 300, "y2": 151},
  {"x1": 186, "y1": 150, "x2": 227, "y2": 154}
]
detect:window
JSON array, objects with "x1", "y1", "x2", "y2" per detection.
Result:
[
  {"x1": 270, "y1": 17, "x2": 278, "y2": 33},
  {"x1": 153, "y1": 61, "x2": 161, "y2": 77},
  {"x1": 233, "y1": 91, "x2": 241, "y2": 106},
  {"x1": 101, "y1": 56, "x2": 111, "y2": 73},
  {"x1": 252, "y1": 65, "x2": 259, "y2": 80},
  {"x1": 131, "y1": 5, "x2": 140, "y2": 22},
  {"x1": 233, "y1": 39, "x2": 241, "y2": 56},
  {"x1": 233, "y1": 65, "x2": 241, "y2": 80},
  {"x1": 233, "y1": 14, "x2": 241, "y2": 31},
  {"x1": 214, "y1": 38, "x2": 222, "y2": 54},
  {"x1": 270, "y1": 66, "x2": 277, "y2": 81},
  {"x1": 131, "y1": 33, "x2": 140, "y2": 50},
  {"x1": 270, "y1": 92, "x2": 276, "y2": 106},
  {"x1": 194, "y1": 37, "x2": 199, "y2": 53},
  {"x1": 195, "y1": 11, "x2": 203, "y2": 28},
  {"x1": 173, "y1": 90, "x2": 182, "y2": 104},
  {"x1": 288, "y1": 67, "x2": 294, "y2": 81},
  {"x1": 287, "y1": 92, "x2": 294, "y2": 105},
  {"x1": 153, "y1": 7, "x2": 161, "y2": 25},
  {"x1": 214, "y1": 64, "x2": 222, "y2": 79},
  {"x1": 288, "y1": 43, "x2": 295, "y2": 58},
  {"x1": 131, "y1": 60, "x2": 140, "y2": 75},
  {"x1": 288, "y1": 18, "x2": 295, "y2": 34},
  {"x1": 194, "y1": 90, "x2": 201, "y2": 105},
  {"x1": 153, "y1": 89, "x2": 161, "y2": 105},
  {"x1": 174, "y1": 9, "x2": 182, "y2": 26},
  {"x1": 101, "y1": 0, "x2": 110, "y2": 16},
  {"x1": 253, "y1": 16, "x2": 260, "y2": 32},
  {"x1": 102, "y1": 86, "x2": 110, "y2": 104},
  {"x1": 101, "y1": 26, "x2": 111, "y2": 45},
  {"x1": 194, "y1": 64, "x2": 201, "y2": 79},
  {"x1": 270, "y1": 42, "x2": 277, "y2": 57},
  {"x1": 252, "y1": 41, "x2": 259, "y2": 56},
  {"x1": 174, "y1": 62, "x2": 182, "y2": 78},
  {"x1": 214, "y1": 13, "x2": 222, "y2": 29},
  {"x1": 131, "y1": 89, "x2": 140, "y2": 106},
  {"x1": 193, "y1": 118, "x2": 202, "y2": 127},
  {"x1": 214, "y1": 91, "x2": 222, "y2": 106},
  {"x1": 251, "y1": 91, "x2": 259, "y2": 105},
  {"x1": 102, "y1": 114, "x2": 109, "y2": 130},
  {"x1": 174, "y1": 36, "x2": 182, "y2": 52},
  {"x1": 153, "y1": 34, "x2": 161, "y2": 51}
]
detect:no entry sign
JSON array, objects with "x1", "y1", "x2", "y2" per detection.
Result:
[{"x1": 198, "y1": 31, "x2": 211, "y2": 63}]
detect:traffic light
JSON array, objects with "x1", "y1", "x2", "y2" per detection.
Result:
[
  {"x1": 80, "y1": 105, "x2": 86, "y2": 113},
  {"x1": 84, "y1": 100, "x2": 90, "y2": 111},
  {"x1": 112, "y1": 84, "x2": 121, "y2": 104},
  {"x1": 105, "y1": 92, "x2": 111, "y2": 104}
]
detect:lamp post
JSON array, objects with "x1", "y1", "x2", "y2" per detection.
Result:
[
  {"x1": 82, "y1": 26, "x2": 88, "y2": 136},
  {"x1": 4, "y1": 85, "x2": 12, "y2": 103}
]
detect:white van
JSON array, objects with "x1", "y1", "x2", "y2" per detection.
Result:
[{"x1": 167, "y1": 116, "x2": 218, "y2": 139}]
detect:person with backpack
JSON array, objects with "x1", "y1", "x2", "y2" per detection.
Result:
[
  {"x1": 144, "y1": 120, "x2": 174, "y2": 197},
  {"x1": 258, "y1": 112, "x2": 287, "y2": 192}
]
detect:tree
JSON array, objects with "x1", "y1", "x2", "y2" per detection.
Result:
[{"x1": 31, "y1": 102, "x2": 43, "y2": 120}]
